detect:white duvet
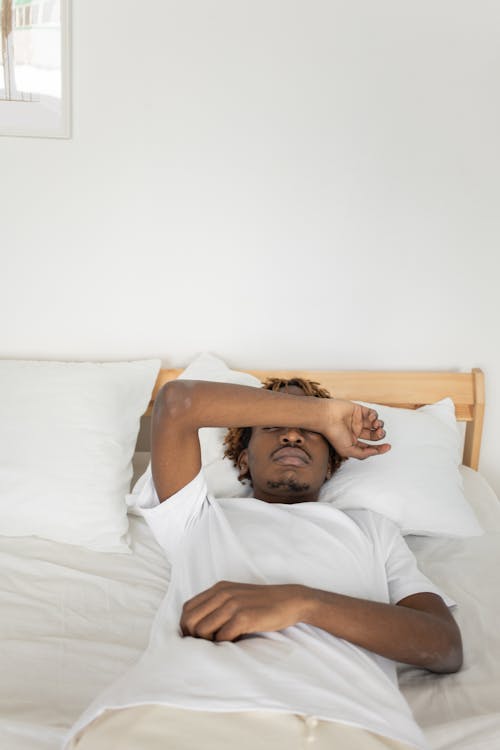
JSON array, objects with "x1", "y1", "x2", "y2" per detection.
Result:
[{"x1": 1, "y1": 465, "x2": 499, "y2": 750}]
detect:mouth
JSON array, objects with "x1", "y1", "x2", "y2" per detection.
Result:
[{"x1": 272, "y1": 446, "x2": 310, "y2": 466}]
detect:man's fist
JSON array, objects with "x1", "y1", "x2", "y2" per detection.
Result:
[{"x1": 180, "y1": 581, "x2": 308, "y2": 642}]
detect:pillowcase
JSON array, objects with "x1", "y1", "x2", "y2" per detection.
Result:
[
  {"x1": 0, "y1": 358, "x2": 161, "y2": 552},
  {"x1": 320, "y1": 398, "x2": 483, "y2": 538},
  {"x1": 129, "y1": 352, "x2": 261, "y2": 503}
]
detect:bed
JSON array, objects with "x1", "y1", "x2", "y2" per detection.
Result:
[{"x1": 1, "y1": 359, "x2": 499, "y2": 750}]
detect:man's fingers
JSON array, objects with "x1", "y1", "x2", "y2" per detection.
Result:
[
  {"x1": 214, "y1": 614, "x2": 247, "y2": 642},
  {"x1": 363, "y1": 418, "x2": 384, "y2": 432},
  {"x1": 186, "y1": 600, "x2": 238, "y2": 640},
  {"x1": 182, "y1": 600, "x2": 249, "y2": 642},
  {"x1": 182, "y1": 581, "x2": 235, "y2": 614},
  {"x1": 353, "y1": 407, "x2": 385, "y2": 436},
  {"x1": 182, "y1": 589, "x2": 216, "y2": 614},
  {"x1": 358, "y1": 427, "x2": 386, "y2": 441},
  {"x1": 359, "y1": 408, "x2": 384, "y2": 428},
  {"x1": 374, "y1": 443, "x2": 391, "y2": 455},
  {"x1": 351, "y1": 407, "x2": 387, "y2": 444},
  {"x1": 181, "y1": 591, "x2": 232, "y2": 635}
]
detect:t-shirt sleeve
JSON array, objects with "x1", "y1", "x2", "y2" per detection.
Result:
[
  {"x1": 127, "y1": 469, "x2": 208, "y2": 558},
  {"x1": 381, "y1": 519, "x2": 456, "y2": 608}
]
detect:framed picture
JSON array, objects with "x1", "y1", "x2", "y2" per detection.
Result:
[{"x1": 0, "y1": 0, "x2": 70, "y2": 138}]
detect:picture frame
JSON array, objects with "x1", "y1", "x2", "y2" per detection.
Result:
[{"x1": 0, "y1": 0, "x2": 70, "y2": 138}]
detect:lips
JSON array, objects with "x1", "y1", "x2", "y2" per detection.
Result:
[{"x1": 272, "y1": 446, "x2": 310, "y2": 466}]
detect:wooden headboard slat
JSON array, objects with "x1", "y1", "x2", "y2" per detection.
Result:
[
  {"x1": 249, "y1": 371, "x2": 476, "y2": 405},
  {"x1": 463, "y1": 368, "x2": 485, "y2": 470}
]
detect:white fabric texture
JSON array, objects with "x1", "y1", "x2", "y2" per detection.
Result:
[
  {"x1": 0, "y1": 358, "x2": 160, "y2": 551},
  {"x1": 321, "y1": 399, "x2": 483, "y2": 538},
  {"x1": 0, "y1": 466, "x2": 499, "y2": 750},
  {"x1": 129, "y1": 354, "x2": 482, "y2": 538},
  {"x1": 68, "y1": 471, "x2": 457, "y2": 750}
]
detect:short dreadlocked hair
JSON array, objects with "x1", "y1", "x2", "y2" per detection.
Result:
[{"x1": 223, "y1": 377, "x2": 346, "y2": 484}]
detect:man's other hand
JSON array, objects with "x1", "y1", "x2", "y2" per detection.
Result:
[{"x1": 180, "y1": 581, "x2": 306, "y2": 642}]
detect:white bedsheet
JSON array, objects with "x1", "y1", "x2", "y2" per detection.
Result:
[
  {"x1": 0, "y1": 513, "x2": 169, "y2": 750},
  {"x1": 400, "y1": 467, "x2": 500, "y2": 750},
  {"x1": 1, "y1": 465, "x2": 499, "y2": 750}
]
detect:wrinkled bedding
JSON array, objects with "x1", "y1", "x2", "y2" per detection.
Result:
[
  {"x1": 400, "y1": 468, "x2": 500, "y2": 749},
  {"x1": 1, "y1": 463, "x2": 499, "y2": 750}
]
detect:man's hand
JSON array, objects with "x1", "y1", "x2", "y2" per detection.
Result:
[
  {"x1": 325, "y1": 400, "x2": 391, "y2": 460},
  {"x1": 180, "y1": 581, "x2": 306, "y2": 642}
]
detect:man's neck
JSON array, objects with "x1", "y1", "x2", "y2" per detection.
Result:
[{"x1": 252, "y1": 482, "x2": 320, "y2": 504}]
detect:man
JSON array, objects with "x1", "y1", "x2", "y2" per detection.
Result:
[{"x1": 68, "y1": 377, "x2": 462, "y2": 750}]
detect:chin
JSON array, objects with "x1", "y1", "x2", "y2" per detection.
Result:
[{"x1": 266, "y1": 479, "x2": 311, "y2": 493}]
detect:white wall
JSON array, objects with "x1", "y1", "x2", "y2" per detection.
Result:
[{"x1": 1, "y1": 1, "x2": 499, "y2": 492}]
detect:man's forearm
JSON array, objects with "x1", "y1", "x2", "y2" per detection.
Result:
[
  {"x1": 159, "y1": 379, "x2": 332, "y2": 433},
  {"x1": 180, "y1": 581, "x2": 461, "y2": 673},
  {"x1": 299, "y1": 587, "x2": 462, "y2": 673}
]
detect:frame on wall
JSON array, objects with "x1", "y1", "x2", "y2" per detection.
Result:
[{"x1": 0, "y1": 0, "x2": 70, "y2": 138}]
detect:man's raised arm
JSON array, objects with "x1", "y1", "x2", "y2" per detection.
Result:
[{"x1": 151, "y1": 379, "x2": 388, "y2": 502}]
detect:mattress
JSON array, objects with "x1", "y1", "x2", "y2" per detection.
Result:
[{"x1": 1, "y1": 463, "x2": 499, "y2": 750}]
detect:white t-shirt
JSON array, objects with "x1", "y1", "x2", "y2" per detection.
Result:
[{"x1": 66, "y1": 471, "x2": 453, "y2": 750}]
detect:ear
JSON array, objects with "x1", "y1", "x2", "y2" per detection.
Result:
[
  {"x1": 237, "y1": 449, "x2": 251, "y2": 483},
  {"x1": 325, "y1": 456, "x2": 333, "y2": 481}
]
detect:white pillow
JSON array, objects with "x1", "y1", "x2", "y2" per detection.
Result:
[
  {"x1": 320, "y1": 399, "x2": 483, "y2": 538},
  {"x1": 129, "y1": 353, "x2": 261, "y2": 502},
  {"x1": 0, "y1": 359, "x2": 160, "y2": 552}
]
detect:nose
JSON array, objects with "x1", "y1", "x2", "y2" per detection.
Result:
[{"x1": 279, "y1": 427, "x2": 304, "y2": 445}]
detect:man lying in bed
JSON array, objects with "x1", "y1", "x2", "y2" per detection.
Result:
[{"x1": 69, "y1": 378, "x2": 462, "y2": 750}]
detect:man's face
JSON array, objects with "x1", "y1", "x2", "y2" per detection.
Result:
[{"x1": 237, "y1": 386, "x2": 332, "y2": 504}]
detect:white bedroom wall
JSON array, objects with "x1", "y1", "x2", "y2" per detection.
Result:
[{"x1": 1, "y1": 1, "x2": 499, "y2": 492}]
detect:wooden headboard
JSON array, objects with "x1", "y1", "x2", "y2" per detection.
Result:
[{"x1": 147, "y1": 368, "x2": 485, "y2": 471}]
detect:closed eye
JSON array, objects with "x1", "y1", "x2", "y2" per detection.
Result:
[{"x1": 261, "y1": 427, "x2": 320, "y2": 437}]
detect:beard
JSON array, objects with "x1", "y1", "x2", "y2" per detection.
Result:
[{"x1": 266, "y1": 479, "x2": 310, "y2": 493}]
